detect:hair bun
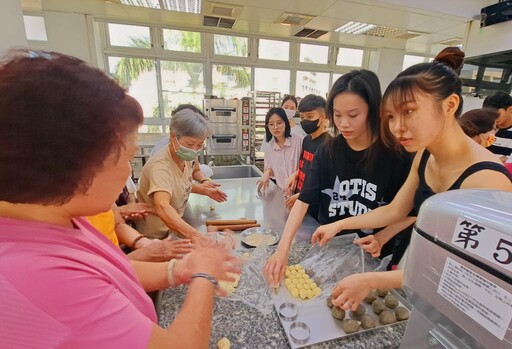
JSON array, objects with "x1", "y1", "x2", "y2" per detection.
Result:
[{"x1": 433, "y1": 47, "x2": 465, "y2": 71}]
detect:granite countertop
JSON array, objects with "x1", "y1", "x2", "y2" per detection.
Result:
[{"x1": 159, "y1": 242, "x2": 406, "y2": 349}]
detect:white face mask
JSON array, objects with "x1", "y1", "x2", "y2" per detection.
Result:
[{"x1": 284, "y1": 109, "x2": 296, "y2": 120}]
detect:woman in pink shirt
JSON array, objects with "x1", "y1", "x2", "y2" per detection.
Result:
[
  {"x1": 0, "y1": 50, "x2": 239, "y2": 349},
  {"x1": 258, "y1": 108, "x2": 304, "y2": 192}
]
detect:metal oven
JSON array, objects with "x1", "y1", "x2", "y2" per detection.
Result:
[
  {"x1": 204, "y1": 98, "x2": 252, "y2": 156},
  {"x1": 400, "y1": 190, "x2": 512, "y2": 349}
]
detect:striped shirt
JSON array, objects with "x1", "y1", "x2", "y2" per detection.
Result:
[{"x1": 488, "y1": 126, "x2": 512, "y2": 157}]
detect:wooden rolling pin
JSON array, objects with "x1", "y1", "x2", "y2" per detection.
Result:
[
  {"x1": 206, "y1": 219, "x2": 257, "y2": 226},
  {"x1": 212, "y1": 223, "x2": 260, "y2": 231}
]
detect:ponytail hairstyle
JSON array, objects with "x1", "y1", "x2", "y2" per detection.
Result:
[{"x1": 380, "y1": 50, "x2": 464, "y2": 148}]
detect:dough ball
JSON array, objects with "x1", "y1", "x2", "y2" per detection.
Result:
[
  {"x1": 350, "y1": 304, "x2": 366, "y2": 318},
  {"x1": 313, "y1": 287, "x2": 321, "y2": 296},
  {"x1": 372, "y1": 299, "x2": 387, "y2": 315},
  {"x1": 299, "y1": 289, "x2": 308, "y2": 299},
  {"x1": 364, "y1": 290, "x2": 377, "y2": 304},
  {"x1": 379, "y1": 309, "x2": 397, "y2": 324},
  {"x1": 331, "y1": 306, "x2": 346, "y2": 320},
  {"x1": 384, "y1": 294, "x2": 399, "y2": 309},
  {"x1": 218, "y1": 337, "x2": 230, "y2": 349},
  {"x1": 327, "y1": 295, "x2": 334, "y2": 308},
  {"x1": 341, "y1": 319, "x2": 359, "y2": 334},
  {"x1": 376, "y1": 288, "x2": 389, "y2": 297},
  {"x1": 360, "y1": 314, "x2": 377, "y2": 329},
  {"x1": 291, "y1": 288, "x2": 299, "y2": 298},
  {"x1": 395, "y1": 306, "x2": 410, "y2": 321}
]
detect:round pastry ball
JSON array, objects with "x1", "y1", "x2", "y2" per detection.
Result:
[
  {"x1": 372, "y1": 299, "x2": 387, "y2": 315},
  {"x1": 379, "y1": 309, "x2": 397, "y2": 325},
  {"x1": 360, "y1": 314, "x2": 377, "y2": 329},
  {"x1": 395, "y1": 306, "x2": 410, "y2": 321},
  {"x1": 327, "y1": 295, "x2": 334, "y2": 308},
  {"x1": 350, "y1": 304, "x2": 366, "y2": 318},
  {"x1": 331, "y1": 306, "x2": 346, "y2": 320},
  {"x1": 384, "y1": 294, "x2": 399, "y2": 309},
  {"x1": 364, "y1": 290, "x2": 377, "y2": 304},
  {"x1": 342, "y1": 319, "x2": 360, "y2": 334},
  {"x1": 376, "y1": 288, "x2": 389, "y2": 297}
]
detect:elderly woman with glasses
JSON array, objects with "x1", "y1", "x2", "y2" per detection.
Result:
[{"x1": 258, "y1": 107, "x2": 304, "y2": 192}]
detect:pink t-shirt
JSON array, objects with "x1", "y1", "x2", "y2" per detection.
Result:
[
  {"x1": 0, "y1": 216, "x2": 157, "y2": 349},
  {"x1": 264, "y1": 133, "x2": 304, "y2": 190}
]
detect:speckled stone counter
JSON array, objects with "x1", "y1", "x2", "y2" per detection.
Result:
[{"x1": 159, "y1": 242, "x2": 407, "y2": 348}]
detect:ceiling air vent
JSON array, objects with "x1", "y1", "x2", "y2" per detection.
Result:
[
  {"x1": 203, "y1": 15, "x2": 235, "y2": 29},
  {"x1": 203, "y1": 2, "x2": 242, "y2": 19},
  {"x1": 294, "y1": 28, "x2": 328, "y2": 39},
  {"x1": 395, "y1": 31, "x2": 424, "y2": 40},
  {"x1": 275, "y1": 12, "x2": 315, "y2": 26}
]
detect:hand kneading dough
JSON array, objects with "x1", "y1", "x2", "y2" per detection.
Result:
[
  {"x1": 284, "y1": 264, "x2": 321, "y2": 300},
  {"x1": 218, "y1": 273, "x2": 241, "y2": 294},
  {"x1": 218, "y1": 337, "x2": 230, "y2": 349}
]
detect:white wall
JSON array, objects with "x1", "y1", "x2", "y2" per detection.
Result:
[
  {"x1": 0, "y1": 0, "x2": 27, "y2": 56},
  {"x1": 464, "y1": 19, "x2": 512, "y2": 58},
  {"x1": 462, "y1": 95, "x2": 484, "y2": 113},
  {"x1": 368, "y1": 48, "x2": 405, "y2": 92},
  {"x1": 43, "y1": 11, "x2": 93, "y2": 63}
]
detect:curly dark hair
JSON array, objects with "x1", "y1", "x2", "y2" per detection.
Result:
[{"x1": 0, "y1": 50, "x2": 142, "y2": 205}]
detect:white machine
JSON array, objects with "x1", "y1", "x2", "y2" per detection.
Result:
[{"x1": 400, "y1": 190, "x2": 512, "y2": 349}]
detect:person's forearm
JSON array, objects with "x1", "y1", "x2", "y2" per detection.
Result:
[
  {"x1": 191, "y1": 183, "x2": 206, "y2": 195},
  {"x1": 335, "y1": 204, "x2": 408, "y2": 233},
  {"x1": 130, "y1": 260, "x2": 169, "y2": 292},
  {"x1": 166, "y1": 278, "x2": 216, "y2": 348},
  {"x1": 155, "y1": 203, "x2": 201, "y2": 240},
  {"x1": 376, "y1": 216, "x2": 416, "y2": 245},
  {"x1": 278, "y1": 200, "x2": 309, "y2": 251},
  {"x1": 367, "y1": 270, "x2": 404, "y2": 289},
  {"x1": 116, "y1": 223, "x2": 146, "y2": 247}
]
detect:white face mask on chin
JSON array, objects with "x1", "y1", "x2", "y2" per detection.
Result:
[{"x1": 284, "y1": 109, "x2": 296, "y2": 120}]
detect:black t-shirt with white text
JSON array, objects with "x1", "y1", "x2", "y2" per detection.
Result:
[{"x1": 298, "y1": 136, "x2": 413, "y2": 234}]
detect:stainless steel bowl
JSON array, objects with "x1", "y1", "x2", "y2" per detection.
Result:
[{"x1": 240, "y1": 227, "x2": 279, "y2": 247}]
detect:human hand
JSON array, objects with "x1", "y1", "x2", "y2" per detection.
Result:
[
  {"x1": 133, "y1": 236, "x2": 160, "y2": 249},
  {"x1": 331, "y1": 273, "x2": 373, "y2": 312},
  {"x1": 173, "y1": 245, "x2": 241, "y2": 286},
  {"x1": 257, "y1": 175, "x2": 270, "y2": 193},
  {"x1": 263, "y1": 248, "x2": 289, "y2": 288},
  {"x1": 354, "y1": 235, "x2": 382, "y2": 258},
  {"x1": 284, "y1": 193, "x2": 299, "y2": 209},
  {"x1": 128, "y1": 239, "x2": 194, "y2": 262},
  {"x1": 204, "y1": 186, "x2": 228, "y2": 203},
  {"x1": 199, "y1": 180, "x2": 221, "y2": 189},
  {"x1": 284, "y1": 174, "x2": 297, "y2": 197},
  {"x1": 118, "y1": 203, "x2": 153, "y2": 220},
  {"x1": 311, "y1": 222, "x2": 340, "y2": 246}
]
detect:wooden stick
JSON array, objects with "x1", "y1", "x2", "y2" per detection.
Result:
[
  {"x1": 206, "y1": 219, "x2": 257, "y2": 226},
  {"x1": 210, "y1": 223, "x2": 261, "y2": 231}
]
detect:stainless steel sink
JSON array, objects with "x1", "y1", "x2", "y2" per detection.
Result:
[{"x1": 210, "y1": 165, "x2": 262, "y2": 179}]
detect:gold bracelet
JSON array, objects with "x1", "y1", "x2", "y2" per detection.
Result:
[
  {"x1": 131, "y1": 234, "x2": 145, "y2": 249},
  {"x1": 199, "y1": 178, "x2": 211, "y2": 184}
]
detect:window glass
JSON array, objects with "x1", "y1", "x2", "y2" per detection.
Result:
[
  {"x1": 336, "y1": 47, "x2": 363, "y2": 67},
  {"x1": 212, "y1": 64, "x2": 251, "y2": 99},
  {"x1": 161, "y1": 61, "x2": 205, "y2": 117},
  {"x1": 331, "y1": 73, "x2": 343, "y2": 87},
  {"x1": 163, "y1": 29, "x2": 201, "y2": 53},
  {"x1": 402, "y1": 55, "x2": 425, "y2": 70},
  {"x1": 23, "y1": 15, "x2": 48, "y2": 41},
  {"x1": 258, "y1": 39, "x2": 289, "y2": 61},
  {"x1": 214, "y1": 34, "x2": 248, "y2": 57},
  {"x1": 108, "y1": 56, "x2": 160, "y2": 133},
  {"x1": 296, "y1": 71, "x2": 330, "y2": 98},
  {"x1": 107, "y1": 23, "x2": 151, "y2": 48},
  {"x1": 254, "y1": 68, "x2": 290, "y2": 95},
  {"x1": 299, "y1": 43, "x2": 329, "y2": 64}
]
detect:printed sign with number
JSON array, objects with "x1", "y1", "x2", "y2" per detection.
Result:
[{"x1": 451, "y1": 217, "x2": 512, "y2": 272}]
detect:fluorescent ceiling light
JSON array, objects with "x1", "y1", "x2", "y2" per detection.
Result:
[
  {"x1": 335, "y1": 21, "x2": 376, "y2": 34},
  {"x1": 119, "y1": 0, "x2": 202, "y2": 14}
]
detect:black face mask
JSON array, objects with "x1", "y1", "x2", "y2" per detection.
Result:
[{"x1": 301, "y1": 118, "x2": 320, "y2": 134}]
